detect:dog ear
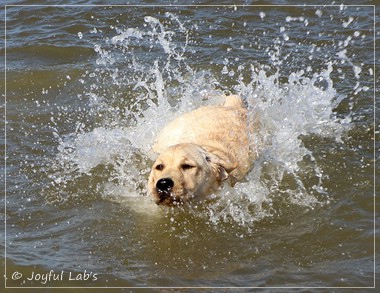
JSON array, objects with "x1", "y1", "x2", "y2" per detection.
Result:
[{"x1": 204, "y1": 148, "x2": 237, "y2": 182}]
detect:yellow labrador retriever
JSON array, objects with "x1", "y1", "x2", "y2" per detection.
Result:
[{"x1": 148, "y1": 95, "x2": 255, "y2": 206}]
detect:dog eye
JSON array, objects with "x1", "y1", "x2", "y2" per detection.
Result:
[
  {"x1": 155, "y1": 164, "x2": 164, "y2": 171},
  {"x1": 181, "y1": 164, "x2": 195, "y2": 170}
]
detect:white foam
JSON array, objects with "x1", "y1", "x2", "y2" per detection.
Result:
[{"x1": 51, "y1": 13, "x2": 351, "y2": 226}]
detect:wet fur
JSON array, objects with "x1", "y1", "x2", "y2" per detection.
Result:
[{"x1": 148, "y1": 95, "x2": 255, "y2": 205}]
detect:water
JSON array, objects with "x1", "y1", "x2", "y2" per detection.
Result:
[{"x1": 2, "y1": 1, "x2": 378, "y2": 290}]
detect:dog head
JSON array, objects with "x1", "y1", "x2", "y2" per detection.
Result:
[{"x1": 148, "y1": 143, "x2": 236, "y2": 206}]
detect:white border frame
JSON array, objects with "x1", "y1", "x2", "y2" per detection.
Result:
[{"x1": 3, "y1": 3, "x2": 376, "y2": 290}]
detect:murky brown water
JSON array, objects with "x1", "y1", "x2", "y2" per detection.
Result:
[{"x1": 2, "y1": 1, "x2": 378, "y2": 291}]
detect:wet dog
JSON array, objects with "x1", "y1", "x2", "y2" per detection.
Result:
[{"x1": 148, "y1": 95, "x2": 256, "y2": 206}]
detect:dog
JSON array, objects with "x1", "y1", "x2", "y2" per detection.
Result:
[{"x1": 148, "y1": 95, "x2": 256, "y2": 206}]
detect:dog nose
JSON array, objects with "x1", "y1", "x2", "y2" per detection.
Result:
[{"x1": 156, "y1": 178, "x2": 174, "y2": 194}]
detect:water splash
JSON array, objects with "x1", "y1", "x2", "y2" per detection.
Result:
[{"x1": 48, "y1": 12, "x2": 351, "y2": 226}]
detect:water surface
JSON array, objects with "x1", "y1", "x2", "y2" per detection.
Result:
[{"x1": 2, "y1": 1, "x2": 378, "y2": 291}]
